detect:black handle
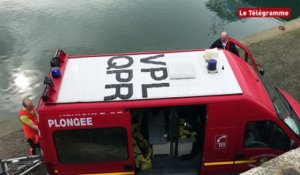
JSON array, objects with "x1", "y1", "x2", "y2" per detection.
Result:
[{"x1": 236, "y1": 152, "x2": 245, "y2": 160}]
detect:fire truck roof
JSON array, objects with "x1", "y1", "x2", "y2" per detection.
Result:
[{"x1": 55, "y1": 49, "x2": 243, "y2": 103}]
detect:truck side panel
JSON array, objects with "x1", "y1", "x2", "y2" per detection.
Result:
[{"x1": 201, "y1": 102, "x2": 241, "y2": 175}]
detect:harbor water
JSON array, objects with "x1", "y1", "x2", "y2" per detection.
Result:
[{"x1": 0, "y1": 0, "x2": 299, "y2": 135}]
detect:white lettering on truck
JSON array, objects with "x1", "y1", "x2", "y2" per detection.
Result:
[{"x1": 48, "y1": 117, "x2": 93, "y2": 128}]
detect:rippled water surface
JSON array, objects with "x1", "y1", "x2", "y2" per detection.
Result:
[{"x1": 0, "y1": 0, "x2": 298, "y2": 132}]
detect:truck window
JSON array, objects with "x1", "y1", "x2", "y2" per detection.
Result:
[
  {"x1": 271, "y1": 123, "x2": 290, "y2": 151},
  {"x1": 244, "y1": 121, "x2": 291, "y2": 151},
  {"x1": 53, "y1": 127, "x2": 128, "y2": 163},
  {"x1": 259, "y1": 74, "x2": 300, "y2": 137},
  {"x1": 244, "y1": 121, "x2": 270, "y2": 148}
]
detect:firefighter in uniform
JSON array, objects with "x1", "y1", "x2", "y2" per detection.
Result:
[{"x1": 19, "y1": 98, "x2": 40, "y2": 155}]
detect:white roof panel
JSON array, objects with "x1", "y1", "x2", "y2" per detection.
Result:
[{"x1": 56, "y1": 50, "x2": 242, "y2": 103}]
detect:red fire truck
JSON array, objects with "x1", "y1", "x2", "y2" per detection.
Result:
[{"x1": 37, "y1": 38, "x2": 300, "y2": 175}]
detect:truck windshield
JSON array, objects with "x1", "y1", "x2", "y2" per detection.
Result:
[{"x1": 260, "y1": 75, "x2": 300, "y2": 137}]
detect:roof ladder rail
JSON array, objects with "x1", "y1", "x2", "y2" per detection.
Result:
[{"x1": 42, "y1": 76, "x2": 54, "y2": 102}]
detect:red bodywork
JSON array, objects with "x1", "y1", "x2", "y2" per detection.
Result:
[{"x1": 37, "y1": 39, "x2": 300, "y2": 175}]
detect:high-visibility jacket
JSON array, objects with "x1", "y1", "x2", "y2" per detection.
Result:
[{"x1": 19, "y1": 108, "x2": 39, "y2": 144}]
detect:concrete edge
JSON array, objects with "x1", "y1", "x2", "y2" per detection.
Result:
[
  {"x1": 239, "y1": 17, "x2": 300, "y2": 45},
  {"x1": 241, "y1": 148, "x2": 300, "y2": 175}
]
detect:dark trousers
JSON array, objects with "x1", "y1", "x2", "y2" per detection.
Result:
[{"x1": 27, "y1": 139, "x2": 40, "y2": 155}]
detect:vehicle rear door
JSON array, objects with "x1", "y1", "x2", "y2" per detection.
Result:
[{"x1": 48, "y1": 109, "x2": 134, "y2": 175}]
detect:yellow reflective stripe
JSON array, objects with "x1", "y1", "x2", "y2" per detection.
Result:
[
  {"x1": 80, "y1": 172, "x2": 134, "y2": 175},
  {"x1": 204, "y1": 161, "x2": 234, "y2": 166},
  {"x1": 204, "y1": 160, "x2": 257, "y2": 166},
  {"x1": 234, "y1": 160, "x2": 257, "y2": 164}
]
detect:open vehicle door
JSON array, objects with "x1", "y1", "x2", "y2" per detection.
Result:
[
  {"x1": 43, "y1": 109, "x2": 134, "y2": 175},
  {"x1": 227, "y1": 37, "x2": 260, "y2": 73}
]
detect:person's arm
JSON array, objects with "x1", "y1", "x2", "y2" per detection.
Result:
[
  {"x1": 20, "y1": 115, "x2": 39, "y2": 131},
  {"x1": 231, "y1": 44, "x2": 240, "y2": 56},
  {"x1": 29, "y1": 123, "x2": 39, "y2": 131},
  {"x1": 210, "y1": 39, "x2": 218, "y2": 48}
]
